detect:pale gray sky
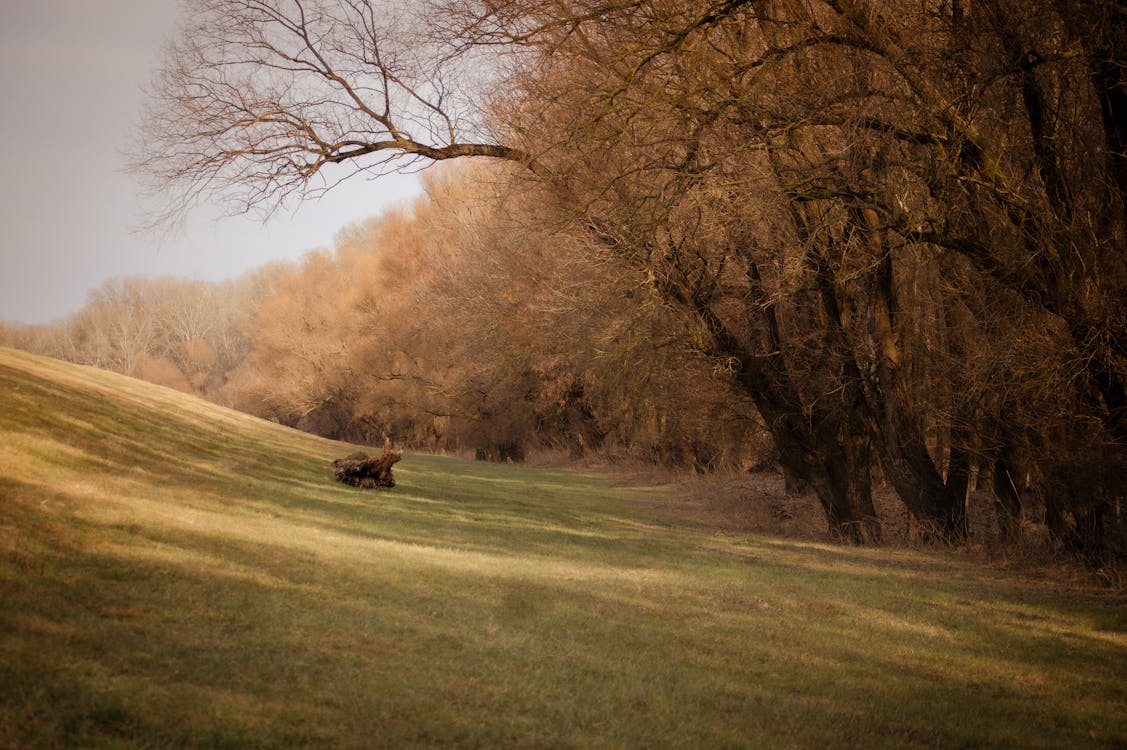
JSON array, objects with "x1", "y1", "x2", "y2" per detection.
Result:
[{"x1": 0, "y1": 0, "x2": 421, "y2": 325}]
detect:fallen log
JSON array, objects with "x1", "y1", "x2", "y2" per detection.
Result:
[{"x1": 332, "y1": 440, "x2": 402, "y2": 489}]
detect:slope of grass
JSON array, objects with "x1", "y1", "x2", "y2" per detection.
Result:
[{"x1": 1, "y1": 346, "x2": 1124, "y2": 749}]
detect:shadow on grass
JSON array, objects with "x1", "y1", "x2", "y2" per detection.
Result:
[
  {"x1": 3, "y1": 352, "x2": 1126, "y2": 748},
  {"x1": 3, "y1": 473, "x2": 1127, "y2": 749}
]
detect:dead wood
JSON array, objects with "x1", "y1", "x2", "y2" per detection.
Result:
[{"x1": 332, "y1": 439, "x2": 402, "y2": 489}]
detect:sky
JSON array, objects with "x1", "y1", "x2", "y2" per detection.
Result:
[{"x1": 0, "y1": 0, "x2": 422, "y2": 325}]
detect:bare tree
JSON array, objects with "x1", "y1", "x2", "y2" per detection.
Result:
[
  {"x1": 132, "y1": 0, "x2": 533, "y2": 228},
  {"x1": 135, "y1": 0, "x2": 1126, "y2": 552}
]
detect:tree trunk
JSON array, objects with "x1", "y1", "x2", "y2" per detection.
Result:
[
  {"x1": 752, "y1": 360, "x2": 881, "y2": 544},
  {"x1": 816, "y1": 426, "x2": 881, "y2": 544},
  {"x1": 675, "y1": 247, "x2": 884, "y2": 544},
  {"x1": 834, "y1": 213, "x2": 967, "y2": 541},
  {"x1": 771, "y1": 414, "x2": 881, "y2": 544},
  {"x1": 941, "y1": 442, "x2": 972, "y2": 540}
]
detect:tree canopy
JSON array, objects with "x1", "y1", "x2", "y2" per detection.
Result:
[{"x1": 132, "y1": 0, "x2": 1127, "y2": 556}]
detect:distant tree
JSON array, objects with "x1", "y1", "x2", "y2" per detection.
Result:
[
  {"x1": 76, "y1": 278, "x2": 161, "y2": 374},
  {"x1": 6, "y1": 272, "x2": 277, "y2": 402},
  {"x1": 134, "y1": 354, "x2": 194, "y2": 392},
  {"x1": 0, "y1": 323, "x2": 28, "y2": 351}
]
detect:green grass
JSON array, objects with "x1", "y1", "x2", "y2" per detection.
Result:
[{"x1": 0, "y1": 346, "x2": 1124, "y2": 749}]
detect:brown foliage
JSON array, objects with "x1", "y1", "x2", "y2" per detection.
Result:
[
  {"x1": 5, "y1": 269, "x2": 287, "y2": 402},
  {"x1": 134, "y1": 0, "x2": 1126, "y2": 556},
  {"x1": 133, "y1": 355, "x2": 193, "y2": 393},
  {"x1": 219, "y1": 163, "x2": 762, "y2": 468}
]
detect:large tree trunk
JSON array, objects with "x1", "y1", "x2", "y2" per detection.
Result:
[
  {"x1": 767, "y1": 408, "x2": 881, "y2": 544},
  {"x1": 829, "y1": 215, "x2": 968, "y2": 541},
  {"x1": 814, "y1": 423, "x2": 880, "y2": 544},
  {"x1": 739, "y1": 272, "x2": 882, "y2": 543},
  {"x1": 736, "y1": 342, "x2": 882, "y2": 544},
  {"x1": 941, "y1": 441, "x2": 972, "y2": 540},
  {"x1": 684, "y1": 279, "x2": 882, "y2": 542}
]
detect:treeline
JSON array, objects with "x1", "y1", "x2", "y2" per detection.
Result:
[
  {"x1": 27, "y1": 0, "x2": 1127, "y2": 559},
  {"x1": 0, "y1": 268, "x2": 289, "y2": 398},
  {"x1": 445, "y1": 0, "x2": 1126, "y2": 559},
  {"x1": 224, "y1": 167, "x2": 768, "y2": 467},
  {"x1": 2, "y1": 166, "x2": 767, "y2": 470}
]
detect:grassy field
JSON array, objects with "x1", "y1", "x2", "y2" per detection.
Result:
[{"x1": 1, "y1": 346, "x2": 1124, "y2": 749}]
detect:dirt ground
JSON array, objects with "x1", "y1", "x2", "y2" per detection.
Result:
[
  {"x1": 527, "y1": 448, "x2": 1123, "y2": 589},
  {"x1": 672, "y1": 468, "x2": 1124, "y2": 590}
]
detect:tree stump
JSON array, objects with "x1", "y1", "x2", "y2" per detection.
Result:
[{"x1": 332, "y1": 440, "x2": 402, "y2": 489}]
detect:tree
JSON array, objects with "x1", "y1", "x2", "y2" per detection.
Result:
[
  {"x1": 75, "y1": 278, "x2": 161, "y2": 374},
  {"x1": 133, "y1": 0, "x2": 532, "y2": 229},
  {"x1": 138, "y1": 0, "x2": 1126, "y2": 552},
  {"x1": 417, "y1": 162, "x2": 765, "y2": 469},
  {"x1": 7, "y1": 273, "x2": 276, "y2": 400}
]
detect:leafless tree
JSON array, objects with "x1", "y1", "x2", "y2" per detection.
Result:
[
  {"x1": 135, "y1": 0, "x2": 1126, "y2": 552},
  {"x1": 132, "y1": 0, "x2": 534, "y2": 229}
]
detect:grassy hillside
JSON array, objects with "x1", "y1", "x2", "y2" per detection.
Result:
[{"x1": 1, "y1": 346, "x2": 1124, "y2": 749}]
